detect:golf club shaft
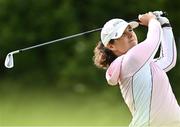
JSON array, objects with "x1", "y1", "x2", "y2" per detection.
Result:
[{"x1": 18, "y1": 28, "x2": 102, "y2": 53}]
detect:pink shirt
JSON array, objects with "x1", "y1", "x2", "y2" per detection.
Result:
[{"x1": 106, "y1": 19, "x2": 180, "y2": 126}]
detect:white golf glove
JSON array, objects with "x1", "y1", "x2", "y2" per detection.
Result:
[{"x1": 153, "y1": 11, "x2": 169, "y2": 25}]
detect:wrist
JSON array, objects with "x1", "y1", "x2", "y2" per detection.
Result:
[
  {"x1": 161, "y1": 23, "x2": 171, "y2": 28},
  {"x1": 148, "y1": 18, "x2": 159, "y2": 25}
]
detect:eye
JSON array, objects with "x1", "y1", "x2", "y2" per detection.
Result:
[{"x1": 128, "y1": 28, "x2": 133, "y2": 32}]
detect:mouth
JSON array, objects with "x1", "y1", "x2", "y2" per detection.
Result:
[
  {"x1": 129, "y1": 39, "x2": 136, "y2": 43},
  {"x1": 130, "y1": 38, "x2": 137, "y2": 43}
]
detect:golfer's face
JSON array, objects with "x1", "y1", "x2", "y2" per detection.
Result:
[{"x1": 113, "y1": 25, "x2": 138, "y2": 55}]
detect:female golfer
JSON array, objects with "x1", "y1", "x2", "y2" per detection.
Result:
[{"x1": 93, "y1": 12, "x2": 180, "y2": 126}]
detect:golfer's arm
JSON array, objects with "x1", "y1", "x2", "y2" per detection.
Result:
[
  {"x1": 154, "y1": 27, "x2": 177, "y2": 72},
  {"x1": 122, "y1": 19, "x2": 162, "y2": 77}
]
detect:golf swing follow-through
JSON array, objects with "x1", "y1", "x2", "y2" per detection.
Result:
[
  {"x1": 4, "y1": 10, "x2": 180, "y2": 126},
  {"x1": 4, "y1": 11, "x2": 167, "y2": 69}
]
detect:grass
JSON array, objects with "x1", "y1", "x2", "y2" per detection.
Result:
[{"x1": 0, "y1": 85, "x2": 131, "y2": 126}]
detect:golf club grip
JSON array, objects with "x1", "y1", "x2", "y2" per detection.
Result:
[{"x1": 133, "y1": 11, "x2": 168, "y2": 22}]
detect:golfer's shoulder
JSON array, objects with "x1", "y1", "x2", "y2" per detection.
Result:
[{"x1": 111, "y1": 55, "x2": 125, "y2": 65}]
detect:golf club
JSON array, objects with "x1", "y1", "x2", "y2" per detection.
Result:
[
  {"x1": 4, "y1": 28, "x2": 102, "y2": 68},
  {"x1": 4, "y1": 11, "x2": 167, "y2": 69}
]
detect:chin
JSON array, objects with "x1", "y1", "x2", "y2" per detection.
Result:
[
  {"x1": 129, "y1": 44, "x2": 136, "y2": 50},
  {"x1": 132, "y1": 42, "x2": 137, "y2": 47}
]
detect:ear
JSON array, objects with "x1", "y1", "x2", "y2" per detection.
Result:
[{"x1": 106, "y1": 43, "x2": 116, "y2": 51}]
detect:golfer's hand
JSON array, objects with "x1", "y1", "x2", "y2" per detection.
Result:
[
  {"x1": 153, "y1": 11, "x2": 169, "y2": 25},
  {"x1": 157, "y1": 17, "x2": 170, "y2": 25},
  {"x1": 138, "y1": 12, "x2": 156, "y2": 26}
]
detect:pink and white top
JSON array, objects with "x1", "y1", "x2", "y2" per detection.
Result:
[{"x1": 106, "y1": 19, "x2": 180, "y2": 126}]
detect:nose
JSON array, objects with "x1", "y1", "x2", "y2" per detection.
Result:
[{"x1": 127, "y1": 31, "x2": 133, "y2": 38}]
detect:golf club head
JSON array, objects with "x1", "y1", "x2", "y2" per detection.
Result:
[
  {"x1": 5, "y1": 53, "x2": 14, "y2": 68},
  {"x1": 4, "y1": 50, "x2": 19, "y2": 68}
]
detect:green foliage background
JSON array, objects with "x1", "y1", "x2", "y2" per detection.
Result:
[{"x1": 0, "y1": 0, "x2": 180, "y2": 126}]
